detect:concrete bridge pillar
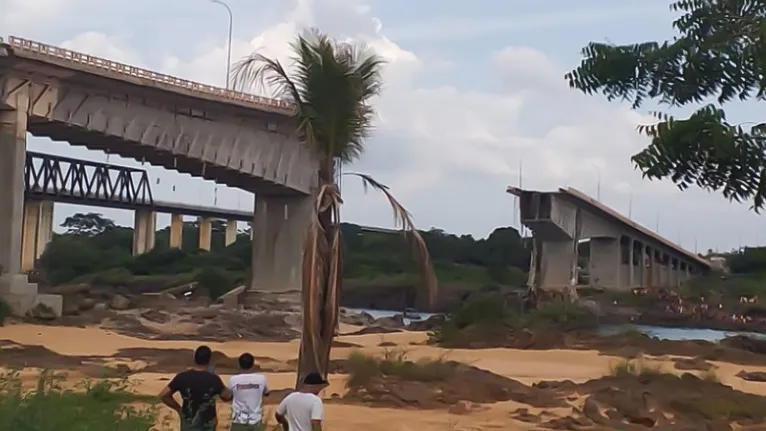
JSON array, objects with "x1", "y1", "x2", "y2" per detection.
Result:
[
  {"x1": 225, "y1": 220, "x2": 237, "y2": 246},
  {"x1": 169, "y1": 214, "x2": 183, "y2": 248},
  {"x1": 21, "y1": 200, "x2": 54, "y2": 272},
  {"x1": 198, "y1": 217, "x2": 212, "y2": 251},
  {"x1": 0, "y1": 91, "x2": 61, "y2": 316},
  {"x1": 132, "y1": 210, "x2": 156, "y2": 255},
  {"x1": 589, "y1": 237, "x2": 622, "y2": 290},
  {"x1": 627, "y1": 237, "x2": 635, "y2": 288},
  {"x1": 250, "y1": 194, "x2": 313, "y2": 292},
  {"x1": 538, "y1": 240, "x2": 575, "y2": 290}
]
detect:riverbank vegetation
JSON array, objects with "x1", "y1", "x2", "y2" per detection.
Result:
[{"x1": 35, "y1": 212, "x2": 530, "y2": 295}]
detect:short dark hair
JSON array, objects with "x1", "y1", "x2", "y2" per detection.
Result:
[
  {"x1": 238, "y1": 353, "x2": 255, "y2": 370},
  {"x1": 194, "y1": 345, "x2": 213, "y2": 366}
]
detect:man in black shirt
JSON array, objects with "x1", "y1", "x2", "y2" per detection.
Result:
[{"x1": 159, "y1": 345, "x2": 233, "y2": 430}]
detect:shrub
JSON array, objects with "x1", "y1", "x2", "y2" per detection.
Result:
[
  {"x1": 194, "y1": 267, "x2": 236, "y2": 300},
  {"x1": 0, "y1": 371, "x2": 157, "y2": 431},
  {"x1": 345, "y1": 350, "x2": 453, "y2": 388}
]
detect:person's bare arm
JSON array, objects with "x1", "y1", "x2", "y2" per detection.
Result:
[
  {"x1": 310, "y1": 399, "x2": 324, "y2": 431},
  {"x1": 275, "y1": 398, "x2": 288, "y2": 430},
  {"x1": 217, "y1": 376, "x2": 232, "y2": 402},
  {"x1": 158, "y1": 386, "x2": 181, "y2": 413}
]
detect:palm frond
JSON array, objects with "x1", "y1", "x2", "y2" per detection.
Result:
[{"x1": 344, "y1": 172, "x2": 438, "y2": 307}]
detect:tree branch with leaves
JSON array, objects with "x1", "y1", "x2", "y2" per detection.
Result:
[{"x1": 566, "y1": 0, "x2": 766, "y2": 209}]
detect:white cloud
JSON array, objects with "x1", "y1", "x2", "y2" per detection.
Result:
[{"x1": 11, "y1": 0, "x2": 766, "y2": 252}]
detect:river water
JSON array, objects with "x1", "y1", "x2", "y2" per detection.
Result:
[{"x1": 345, "y1": 307, "x2": 766, "y2": 342}]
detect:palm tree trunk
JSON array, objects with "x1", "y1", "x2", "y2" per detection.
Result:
[{"x1": 296, "y1": 160, "x2": 341, "y2": 386}]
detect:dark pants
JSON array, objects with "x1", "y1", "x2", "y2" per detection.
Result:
[
  {"x1": 180, "y1": 420, "x2": 217, "y2": 431},
  {"x1": 230, "y1": 423, "x2": 263, "y2": 431}
]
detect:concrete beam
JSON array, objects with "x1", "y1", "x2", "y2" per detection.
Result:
[
  {"x1": 225, "y1": 220, "x2": 237, "y2": 246},
  {"x1": 169, "y1": 214, "x2": 183, "y2": 248},
  {"x1": 198, "y1": 217, "x2": 212, "y2": 251},
  {"x1": 132, "y1": 210, "x2": 156, "y2": 255},
  {"x1": 250, "y1": 194, "x2": 313, "y2": 292}
]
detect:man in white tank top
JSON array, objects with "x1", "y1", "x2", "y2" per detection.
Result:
[
  {"x1": 229, "y1": 353, "x2": 270, "y2": 431},
  {"x1": 275, "y1": 372, "x2": 327, "y2": 431}
]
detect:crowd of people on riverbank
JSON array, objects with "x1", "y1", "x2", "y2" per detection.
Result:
[{"x1": 630, "y1": 287, "x2": 766, "y2": 326}]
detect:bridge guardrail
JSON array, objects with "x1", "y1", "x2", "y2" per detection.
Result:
[{"x1": 7, "y1": 36, "x2": 295, "y2": 114}]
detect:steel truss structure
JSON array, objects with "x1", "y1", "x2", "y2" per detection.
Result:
[{"x1": 25, "y1": 152, "x2": 154, "y2": 206}]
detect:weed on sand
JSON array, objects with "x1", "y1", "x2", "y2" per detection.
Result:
[
  {"x1": 345, "y1": 349, "x2": 453, "y2": 388},
  {"x1": 0, "y1": 370, "x2": 157, "y2": 431}
]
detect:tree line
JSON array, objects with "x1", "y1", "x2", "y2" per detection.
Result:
[{"x1": 37, "y1": 212, "x2": 530, "y2": 290}]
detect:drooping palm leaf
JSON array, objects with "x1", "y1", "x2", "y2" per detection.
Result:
[{"x1": 345, "y1": 172, "x2": 438, "y2": 307}]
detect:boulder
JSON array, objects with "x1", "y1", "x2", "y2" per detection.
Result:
[
  {"x1": 78, "y1": 297, "x2": 96, "y2": 311},
  {"x1": 109, "y1": 294, "x2": 131, "y2": 310},
  {"x1": 408, "y1": 314, "x2": 447, "y2": 331},
  {"x1": 27, "y1": 303, "x2": 57, "y2": 321},
  {"x1": 372, "y1": 314, "x2": 405, "y2": 329},
  {"x1": 340, "y1": 310, "x2": 375, "y2": 326}
]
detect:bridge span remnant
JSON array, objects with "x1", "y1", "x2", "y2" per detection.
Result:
[
  {"x1": 0, "y1": 36, "x2": 318, "y2": 316},
  {"x1": 507, "y1": 186, "x2": 711, "y2": 292}
]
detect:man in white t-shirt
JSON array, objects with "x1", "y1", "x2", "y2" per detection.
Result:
[
  {"x1": 229, "y1": 353, "x2": 270, "y2": 431},
  {"x1": 275, "y1": 372, "x2": 327, "y2": 431}
]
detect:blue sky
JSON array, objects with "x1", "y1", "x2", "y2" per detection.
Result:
[{"x1": 3, "y1": 0, "x2": 764, "y2": 252}]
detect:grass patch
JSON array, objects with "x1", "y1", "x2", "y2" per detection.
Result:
[
  {"x1": 699, "y1": 369, "x2": 720, "y2": 383},
  {"x1": 0, "y1": 370, "x2": 158, "y2": 431},
  {"x1": 345, "y1": 349, "x2": 454, "y2": 388}
]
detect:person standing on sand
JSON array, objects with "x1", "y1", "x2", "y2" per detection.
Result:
[
  {"x1": 159, "y1": 345, "x2": 233, "y2": 431},
  {"x1": 228, "y1": 353, "x2": 271, "y2": 431},
  {"x1": 275, "y1": 372, "x2": 327, "y2": 431}
]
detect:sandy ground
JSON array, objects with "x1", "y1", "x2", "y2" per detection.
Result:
[{"x1": 3, "y1": 323, "x2": 766, "y2": 430}]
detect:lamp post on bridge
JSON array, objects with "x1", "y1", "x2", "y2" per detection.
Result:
[{"x1": 210, "y1": 0, "x2": 233, "y2": 89}]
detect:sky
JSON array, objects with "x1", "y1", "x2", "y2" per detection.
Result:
[{"x1": 2, "y1": 0, "x2": 765, "y2": 253}]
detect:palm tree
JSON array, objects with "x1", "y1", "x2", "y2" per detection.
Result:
[{"x1": 231, "y1": 29, "x2": 437, "y2": 382}]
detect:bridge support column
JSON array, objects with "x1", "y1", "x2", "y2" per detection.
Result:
[
  {"x1": 250, "y1": 194, "x2": 313, "y2": 292},
  {"x1": 198, "y1": 217, "x2": 212, "y2": 251},
  {"x1": 627, "y1": 237, "x2": 635, "y2": 288},
  {"x1": 169, "y1": 214, "x2": 183, "y2": 248},
  {"x1": 590, "y1": 237, "x2": 621, "y2": 290},
  {"x1": 538, "y1": 240, "x2": 575, "y2": 290},
  {"x1": 0, "y1": 92, "x2": 61, "y2": 316},
  {"x1": 132, "y1": 210, "x2": 156, "y2": 255},
  {"x1": 225, "y1": 220, "x2": 237, "y2": 246},
  {"x1": 21, "y1": 200, "x2": 54, "y2": 272}
]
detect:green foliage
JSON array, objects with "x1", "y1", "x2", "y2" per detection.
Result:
[
  {"x1": 728, "y1": 247, "x2": 766, "y2": 274},
  {"x1": 431, "y1": 296, "x2": 598, "y2": 345},
  {"x1": 345, "y1": 350, "x2": 453, "y2": 388},
  {"x1": 0, "y1": 371, "x2": 156, "y2": 431},
  {"x1": 566, "y1": 1, "x2": 766, "y2": 209},
  {"x1": 194, "y1": 267, "x2": 237, "y2": 300},
  {"x1": 38, "y1": 212, "x2": 529, "y2": 294}
]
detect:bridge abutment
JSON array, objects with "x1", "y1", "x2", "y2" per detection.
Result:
[
  {"x1": 132, "y1": 210, "x2": 156, "y2": 255},
  {"x1": 250, "y1": 194, "x2": 313, "y2": 293},
  {"x1": 21, "y1": 200, "x2": 54, "y2": 272}
]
